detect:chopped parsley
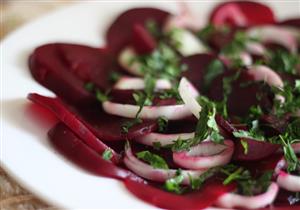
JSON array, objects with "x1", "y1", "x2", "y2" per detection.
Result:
[
  {"x1": 121, "y1": 118, "x2": 143, "y2": 134},
  {"x1": 84, "y1": 82, "x2": 94, "y2": 91},
  {"x1": 137, "y1": 151, "x2": 169, "y2": 169},
  {"x1": 157, "y1": 116, "x2": 168, "y2": 132},
  {"x1": 109, "y1": 71, "x2": 122, "y2": 83},
  {"x1": 204, "y1": 59, "x2": 225, "y2": 91},
  {"x1": 267, "y1": 50, "x2": 300, "y2": 75},
  {"x1": 164, "y1": 169, "x2": 184, "y2": 194},
  {"x1": 95, "y1": 89, "x2": 109, "y2": 103},
  {"x1": 102, "y1": 149, "x2": 113, "y2": 161}
]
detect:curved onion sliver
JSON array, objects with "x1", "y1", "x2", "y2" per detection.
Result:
[
  {"x1": 103, "y1": 101, "x2": 192, "y2": 120},
  {"x1": 247, "y1": 65, "x2": 284, "y2": 88},
  {"x1": 245, "y1": 42, "x2": 266, "y2": 56},
  {"x1": 124, "y1": 144, "x2": 206, "y2": 184},
  {"x1": 118, "y1": 47, "x2": 143, "y2": 76},
  {"x1": 178, "y1": 77, "x2": 201, "y2": 118},
  {"x1": 135, "y1": 132, "x2": 195, "y2": 146},
  {"x1": 247, "y1": 25, "x2": 298, "y2": 53},
  {"x1": 173, "y1": 140, "x2": 234, "y2": 170},
  {"x1": 215, "y1": 182, "x2": 279, "y2": 209},
  {"x1": 114, "y1": 77, "x2": 171, "y2": 90},
  {"x1": 277, "y1": 170, "x2": 300, "y2": 192}
]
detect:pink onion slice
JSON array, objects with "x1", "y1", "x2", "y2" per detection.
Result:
[
  {"x1": 245, "y1": 42, "x2": 266, "y2": 56},
  {"x1": 135, "y1": 132, "x2": 195, "y2": 147},
  {"x1": 247, "y1": 65, "x2": 284, "y2": 88},
  {"x1": 118, "y1": 47, "x2": 143, "y2": 76},
  {"x1": 164, "y1": 1, "x2": 204, "y2": 31},
  {"x1": 292, "y1": 142, "x2": 300, "y2": 154},
  {"x1": 124, "y1": 144, "x2": 206, "y2": 184},
  {"x1": 277, "y1": 170, "x2": 300, "y2": 192},
  {"x1": 102, "y1": 101, "x2": 192, "y2": 120},
  {"x1": 173, "y1": 140, "x2": 234, "y2": 170},
  {"x1": 178, "y1": 77, "x2": 201, "y2": 118},
  {"x1": 215, "y1": 182, "x2": 279, "y2": 209},
  {"x1": 114, "y1": 77, "x2": 171, "y2": 90},
  {"x1": 247, "y1": 25, "x2": 298, "y2": 53}
]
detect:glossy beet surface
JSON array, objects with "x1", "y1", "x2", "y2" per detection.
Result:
[
  {"x1": 106, "y1": 8, "x2": 169, "y2": 54},
  {"x1": 210, "y1": 1, "x2": 276, "y2": 27}
]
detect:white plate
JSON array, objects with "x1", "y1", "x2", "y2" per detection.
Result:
[{"x1": 1, "y1": 1, "x2": 299, "y2": 209}]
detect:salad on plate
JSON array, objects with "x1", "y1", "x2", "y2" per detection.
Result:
[{"x1": 27, "y1": 1, "x2": 300, "y2": 209}]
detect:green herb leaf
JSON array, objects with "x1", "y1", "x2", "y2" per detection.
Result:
[
  {"x1": 204, "y1": 59, "x2": 224, "y2": 90},
  {"x1": 164, "y1": 169, "x2": 184, "y2": 194},
  {"x1": 157, "y1": 116, "x2": 168, "y2": 132},
  {"x1": 121, "y1": 118, "x2": 143, "y2": 134},
  {"x1": 240, "y1": 139, "x2": 249, "y2": 154},
  {"x1": 267, "y1": 50, "x2": 300, "y2": 75},
  {"x1": 102, "y1": 149, "x2": 113, "y2": 161},
  {"x1": 136, "y1": 151, "x2": 169, "y2": 169},
  {"x1": 84, "y1": 82, "x2": 94, "y2": 92},
  {"x1": 95, "y1": 89, "x2": 109, "y2": 103},
  {"x1": 109, "y1": 71, "x2": 122, "y2": 83}
]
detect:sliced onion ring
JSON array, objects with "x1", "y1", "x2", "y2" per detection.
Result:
[
  {"x1": 124, "y1": 143, "x2": 206, "y2": 184},
  {"x1": 247, "y1": 25, "x2": 298, "y2": 53},
  {"x1": 247, "y1": 65, "x2": 284, "y2": 103},
  {"x1": 118, "y1": 47, "x2": 143, "y2": 76},
  {"x1": 178, "y1": 77, "x2": 201, "y2": 118},
  {"x1": 215, "y1": 182, "x2": 279, "y2": 209},
  {"x1": 135, "y1": 132, "x2": 195, "y2": 147},
  {"x1": 114, "y1": 77, "x2": 172, "y2": 90},
  {"x1": 277, "y1": 170, "x2": 300, "y2": 192},
  {"x1": 173, "y1": 140, "x2": 234, "y2": 170},
  {"x1": 102, "y1": 101, "x2": 192, "y2": 120}
]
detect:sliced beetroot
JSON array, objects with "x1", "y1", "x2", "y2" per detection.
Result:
[
  {"x1": 215, "y1": 114, "x2": 236, "y2": 137},
  {"x1": 29, "y1": 44, "x2": 94, "y2": 106},
  {"x1": 124, "y1": 177, "x2": 235, "y2": 210},
  {"x1": 279, "y1": 18, "x2": 300, "y2": 29},
  {"x1": 28, "y1": 93, "x2": 157, "y2": 142},
  {"x1": 181, "y1": 54, "x2": 227, "y2": 93},
  {"x1": 208, "y1": 70, "x2": 274, "y2": 118},
  {"x1": 48, "y1": 123, "x2": 136, "y2": 180},
  {"x1": 209, "y1": 1, "x2": 276, "y2": 28},
  {"x1": 259, "y1": 114, "x2": 291, "y2": 137},
  {"x1": 233, "y1": 138, "x2": 280, "y2": 161},
  {"x1": 57, "y1": 43, "x2": 121, "y2": 91},
  {"x1": 106, "y1": 8, "x2": 170, "y2": 54},
  {"x1": 29, "y1": 43, "x2": 120, "y2": 106},
  {"x1": 28, "y1": 93, "x2": 121, "y2": 163},
  {"x1": 132, "y1": 24, "x2": 157, "y2": 55}
]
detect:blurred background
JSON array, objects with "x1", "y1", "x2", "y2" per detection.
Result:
[{"x1": 1, "y1": 2, "x2": 72, "y2": 209}]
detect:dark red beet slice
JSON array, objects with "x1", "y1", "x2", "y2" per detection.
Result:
[
  {"x1": 259, "y1": 114, "x2": 291, "y2": 137},
  {"x1": 49, "y1": 123, "x2": 136, "y2": 180},
  {"x1": 233, "y1": 138, "x2": 280, "y2": 161},
  {"x1": 28, "y1": 93, "x2": 157, "y2": 142},
  {"x1": 29, "y1": 44, "x2": 94, "y2": 106},
  {"x1": 124, "y1": 178, "x2": 235, "y2": 210},
  {"x1": 29, "y1": 43, "x2": 120, "y2": 106},
  {"x1": 132, "y1": 24, "x2": 157, "y2": 55},
  {"x1": 209, "y1": 1, "x2": 276, "y2": 27},
  {"x1": 181, "y1": 54, "x2": 227, "y2": 93},
  {"x1": 279, "y1": 18, "x2": 300, "y2": 29},
  {"x1": 28, "y1": 93, "x2": 120, "y2": 163},
  {"x1": 208, "y1": 70, "x2": 274, "y2": 118},
  {"x1": 106, "y1": 8, "x2": 170, "y2": 54}
]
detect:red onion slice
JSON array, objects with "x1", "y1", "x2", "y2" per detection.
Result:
[
  {"x1": 245, "y1": 42, "x2": 266, "y2": 56},
  {"x1": 164, "y1": 2, "x2": 204, "y2": 31},
  {"x1": 173, "y1": 140, "x2": 234, "y2": 170},
  {"x1": 178, "y1": 77, "x2": 201, "y2": 118},
  {"x1": 118, "y1": 47, "x2": 143, "y2": 76},
  {"x1": 215, "y1": 182, "x2": 279, "y2": 209},
  {"x1": 135, "y1": 132, "x2": 195, "y2": 146},
  {"x1": 103, "y1": 101, "x2": 192, "y2": 120},
  {"x1": 247, "y1": 65, "x2": 284, "y2": 88},
  {"x1": 247, "y1": 26, "x2": 298, "y2": 53},
  {"x1": 124, "y1": 144, "x2": 206, "y2": 184},
  {"x1": 114, "y1": 77, "x2": 171, "y2": 90},
  {"x1": 277, "y1": 170, "x2": 300, "y2": 192}
]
